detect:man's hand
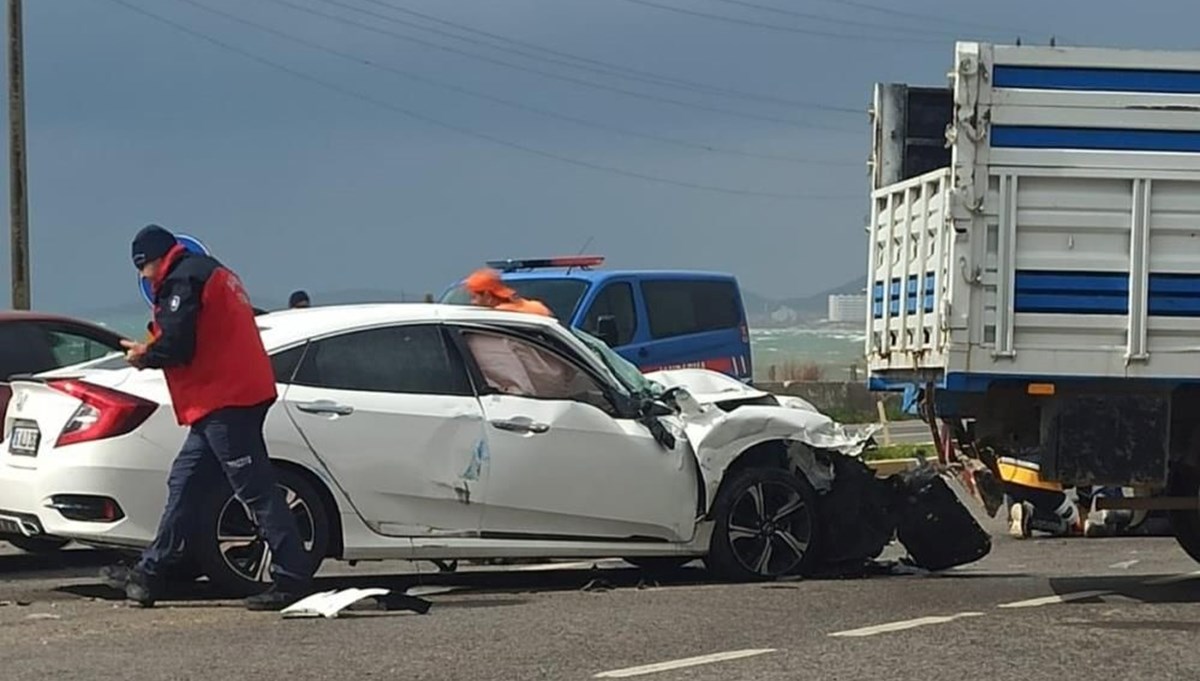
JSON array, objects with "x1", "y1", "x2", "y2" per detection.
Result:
[{"x1": 121, "y1": 339, "x2": 149, "y2": 369}]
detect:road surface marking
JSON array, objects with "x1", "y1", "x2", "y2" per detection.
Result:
[
  {"x1": 1144, "y1": 570, "x2": 1200, "y2": 586},
  {"x1": 1109, "y1": 559, "x2": 1140, "y2": 570},
  {"x1": 828, "y1": 612, "x2": 984, "y2": 638},
  {"x1": 594, "y1": 649, "x2": 776, "y2": 678},
  {"x1": 997, "y1": 591, "x2": 1111, "y2": 609}
]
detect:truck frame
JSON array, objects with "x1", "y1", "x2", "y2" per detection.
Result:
[{"x1": 867, "y1": 42, "x2": 1200, "y2": 561}]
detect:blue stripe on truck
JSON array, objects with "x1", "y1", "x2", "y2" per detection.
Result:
[
  {"x1": 992, "y1": 126, "x2": 1200, "y2": 153},
  {"x1": 1014, "y1": 270, "x2": 1200, "y2": 316},
  {"x1": 872, "y1": 274, "x2": 936, "y2": 319},
  {"x1": 993, "y1": 65, "x2": 1200, "y2": 94}
]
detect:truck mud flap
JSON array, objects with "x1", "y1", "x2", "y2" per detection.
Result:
[{"x1": 891, "y1": 464, "x2": 991, "y2": 571}]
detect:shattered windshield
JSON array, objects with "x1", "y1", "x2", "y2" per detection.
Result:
[
  {"x1": 441, "y1": 278, "x2": 590, "y2": 321},
  {"x1": 572, "y1": 329, "x2": 662, "y2": 399}
]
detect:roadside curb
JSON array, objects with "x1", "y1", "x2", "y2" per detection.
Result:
[{"x1": 866, "y1": 457, "x2": 921, "y2": 477}]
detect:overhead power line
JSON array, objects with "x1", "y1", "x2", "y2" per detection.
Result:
[
  {"x1": 175, "y1": 0, "x2": 861, "y2": 167},
  {"x1": 701, "y1": 0, "x2": 964, "y2": 38},
  {"x1": 96, "y1": 0, "x2": 861, "y2": 201},
  {"x1": 612, "y1": 0, "x2": 944, "y2": 44},
  {"x1": 814, "y1": 0, "x2": 1034, "y2": 35},
  {"x1": 348, "y1": 0, "x2": 863, "y2": 112},
  {"x1": 261, "y1": 0, "x2": 860, "y2": 132}
]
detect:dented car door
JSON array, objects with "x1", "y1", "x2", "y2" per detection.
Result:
[
  {"x1": 454, "y1": 327, "x2": 699, "y2": 543},
  {"x1": 283, "y1": 324, "x2": 489, "y2": 537}
]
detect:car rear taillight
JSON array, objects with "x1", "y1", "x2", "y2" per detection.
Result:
[{"x1": 48, "y1": 380, "x2": 157, "y2": 447}]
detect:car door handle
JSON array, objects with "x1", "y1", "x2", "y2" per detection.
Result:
[
  {"x1": 296, "y1": 400, "x2": 354, "y2": 416},
  {"x1": 490, "y1": 418, "x2": 550, "y2": 434}
]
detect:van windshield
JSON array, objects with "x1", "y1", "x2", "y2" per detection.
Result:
[{"x1": 441, "y1": 277, "x2": 590, "y2": 321}]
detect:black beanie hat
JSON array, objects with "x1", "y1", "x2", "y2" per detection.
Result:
[{"x1": 132, "y1": 224, "x2": 177, "y2": 269}]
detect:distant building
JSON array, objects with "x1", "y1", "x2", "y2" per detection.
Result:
[{"x1": 827, "y1": 294, "x2": 867, "y2": 324}]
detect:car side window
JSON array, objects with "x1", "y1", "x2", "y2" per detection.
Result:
[
  {"x1": 640, "y1": 280, "x2": 740, "y2": 339},
  {"x1": 581, "y1": 282, "x2": 637, "y2": 346},
  {"x1": 293, "y1": 325, "x2": 472, "y2": 396},
  {"x1": 43, "y1": 330, "x2": 120, "y2": 368},
  {"x1": 270, "y1": 345, "x2": 307, "y2": 384},
  {"x1": 462, "y1": 331, "x2": 615, "y2": 415},
  {"x1": 0, "y1": 323, "x2": 59, "y2": 378}
]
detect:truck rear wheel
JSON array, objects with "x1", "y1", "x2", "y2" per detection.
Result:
[{"x1": 1167, "y1": 464, "x2": 1200, "y2": 563}]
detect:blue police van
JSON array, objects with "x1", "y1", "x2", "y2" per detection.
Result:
[{"x1": 441, "y1": 257, "x2": 754, "y2": 383}]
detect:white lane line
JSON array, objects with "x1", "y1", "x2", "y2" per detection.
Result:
[
  {"x1": 594, "y1": 649, "x2": 776, "y2": 678},
  {"x1": 1144, "y1": 570, "x2": 1200, "y2": 586},
  {"x1": 1109, "y1": 559, "x2": 1140, "y2": 570},
  {"x1": 828, "y1": 612, "x2": 984, "y2": 638},
  {"x1": 997, "y1": 591, "x2": 1111, "y2": 609}
]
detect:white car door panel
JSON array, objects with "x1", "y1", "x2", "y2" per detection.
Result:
[
  {"x1": 286, "y1": 388, "x2": 487, "y2": 536},
  {"x1": 283, "y1": 324, "x2": 488, "y2": 537},
  {"x1": 459, "y1": 329, "x2": 698, "y2": 542},
  {"x1": 478, "y1": 394, "x2": 697, "y2": 542}
]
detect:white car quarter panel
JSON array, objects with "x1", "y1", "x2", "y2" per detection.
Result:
[{"x1": 477, "y1": 394, "x2": 698, "y2": 543}]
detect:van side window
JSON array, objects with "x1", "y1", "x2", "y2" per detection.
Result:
[
  {"x1": 581, "y1": 283, "x2": 637, "y2": 346},
  {"x1": 641, "y1": 280, "x2": 740, "y2": 339}
]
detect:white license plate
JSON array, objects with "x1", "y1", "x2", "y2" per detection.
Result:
[{"x1": 8, "y1": 423, "x2": 40, "y2": 455}]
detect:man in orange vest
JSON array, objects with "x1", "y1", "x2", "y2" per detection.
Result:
[{"x1": 464, "y1": 268, "x2": 553, "y2": 317}]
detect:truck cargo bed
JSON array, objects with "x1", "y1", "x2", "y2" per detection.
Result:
[{"x1": 868, "y1": 43, "x2": 1200, "y2": 391}]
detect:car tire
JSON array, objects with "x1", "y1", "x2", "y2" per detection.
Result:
[
  {"x1": 624, "y1": 557, "x2": 692, "y2": 574},
  {"x1": 6, "y1": 535, "x2": 70, "y2": 554},
  {"x1": 705, "y1": 467, "x2": 820, "y2": 582},
  {"x1": 1167, "y1": 463, "x2": 1200, "y2": 563},
  {"x1": 193, "y1": 466, "x2": 330, "y2": 597}
]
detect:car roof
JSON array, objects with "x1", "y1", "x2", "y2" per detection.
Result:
[
  {"x1": 256, "y1": 303, "x2": 565, "y2": 349},
  {"x1": 500, "y1": 269, "x2": 739, "y2": 282},
  {"x1": 0, "y1": 310, "x2": 123, "y2": 335}
]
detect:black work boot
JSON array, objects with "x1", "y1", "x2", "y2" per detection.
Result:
[
  {"x1": 124, "y1": 568, "x2": 160, "y2": 608},
  {"x1": 244, "y1": 580, "x2": 308, "y2": 612},
  {"x1": 99, "y1": 564, "x2": 133, "y2": 591}
]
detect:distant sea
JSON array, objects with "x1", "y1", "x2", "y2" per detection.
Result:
[{"x1": 91, "y1": 311, "x2": 865, "y2": 381}]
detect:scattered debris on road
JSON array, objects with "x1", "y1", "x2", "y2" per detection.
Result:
[{"x1": 281, "y1": 588, "x2": 432, "y2": 619}]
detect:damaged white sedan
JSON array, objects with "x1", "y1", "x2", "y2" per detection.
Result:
[{"x1": 0, "y1": 304, "x2": 985, "y2": 594}]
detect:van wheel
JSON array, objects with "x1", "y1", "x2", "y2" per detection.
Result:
[
  {"x1": 193, "y1": 467, "x2": 329, "y2": 596},
  {"x1": 706, "y1": 468, "x2": 820, "y2": 581},
  {"x1": 1168, "y1": 463, "x2": 1200, "y2": 563}
]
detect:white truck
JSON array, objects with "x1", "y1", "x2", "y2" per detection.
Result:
[{"x1": 867, "y1": 42, "x2": 1200, "y2": 559}]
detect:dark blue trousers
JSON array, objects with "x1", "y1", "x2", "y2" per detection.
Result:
[{"x1": 136, "y1": 401, "x2": 310, "y2": 585}]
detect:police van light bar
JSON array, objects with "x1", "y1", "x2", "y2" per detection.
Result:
[{"x1": 487, "y1": 256, "x2": 605, "y2": 272}]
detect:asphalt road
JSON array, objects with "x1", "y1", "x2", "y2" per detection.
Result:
[{"x1": 0, "y1": 511, "x2": 1196, "y2": 681}]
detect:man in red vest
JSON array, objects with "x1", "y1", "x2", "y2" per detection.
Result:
[{"x1": 102, "y1": 225, "x2": 311, "y2": 610}]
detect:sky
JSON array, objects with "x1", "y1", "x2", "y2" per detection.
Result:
[{"x1": 0, "y1": 0, "x2": 1194, "y2": 315}]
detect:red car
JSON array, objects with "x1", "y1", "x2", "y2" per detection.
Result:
[{"x1": 0, "y1": 311, "x2": 127, "y2": 552}]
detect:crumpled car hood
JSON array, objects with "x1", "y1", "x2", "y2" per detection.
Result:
[{"x1": 645, "y1": 368, "x2": 879, "y2": 508}]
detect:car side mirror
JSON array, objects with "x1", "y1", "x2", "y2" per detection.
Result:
[
  {"x1": 595, "y1": 315, "x2": 620, "y2": 347},
  {"x1": 643, "y1": 399, "x2": 675, "y2": 418}
]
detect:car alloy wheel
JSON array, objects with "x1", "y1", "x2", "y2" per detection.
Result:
[
  {"x1": 196, "y1": 467, "x2": 331, "y2": 596},
  {"x1": 727, "y1": 479, "x2": 813, "y2": 577},
  {"x1": 707, "y1": 466, "x2": 820, "y2": 581},
  {"x1": 216, "y1": 484, "x2": 316, "y2": 584}
]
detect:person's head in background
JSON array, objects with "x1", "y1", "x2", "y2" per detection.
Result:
[{"x1": 288, "y1": 290, "x2": 311, "y2": 309}]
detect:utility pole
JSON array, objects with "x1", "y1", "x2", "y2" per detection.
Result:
[{"x1": 8, "y1": 0, "x2": 28, "y2": 310}]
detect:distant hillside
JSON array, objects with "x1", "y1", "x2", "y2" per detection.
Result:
[{"x1": 745, "y1": 276, "x2": 867, "y2": 327}]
